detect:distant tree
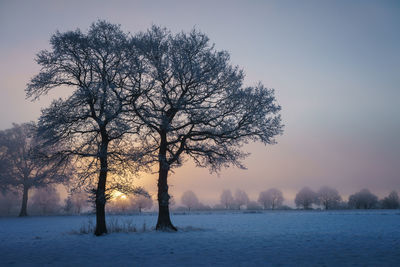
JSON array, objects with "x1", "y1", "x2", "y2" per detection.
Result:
[
  {"x1": 0, "y1": 123, "x2": 67, "y2": 217},
  {"x1": 380, "y1": 191, "x2": 400, "y2": 209},
  {"x1": 26, "y1": 21, "x2": 146, "y2": 235},
  {"x1": 234, "y1": 189, "x2": 250, "y2": 210},
  {"x1": 316, "y1": 186, "x2": 342, "y2": 210},
  {"x1": 132, "y1": 195, "x2": 153, "y2": 213},
  {"x1": 348, "y1": 189, "x2": 378, "y2": 209},
  {"x1": 30, "y1": 186, "x2": 61, "y2": 215},
  {"x1": 181, "y1": 191, "x2": 200, "y2": 211},
  {"x1": 128, "y1": 26, "x2": 283, "y2": 230},
  {"x1": 64, "y1": 190, "x2": 88, "y2": 214},
  {"x1": 295, "y1": 187, "x2": 317, "y2": 209},
  {"x1": 220, "y1": 190, "x2": 234, "y2": 209},
  {"x1": 258, "y1": 188, "x2": 284, "y2": 210}
]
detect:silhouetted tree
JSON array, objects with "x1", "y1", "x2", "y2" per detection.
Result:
[
  {"x1": 30, "y1": 186, "x2": 61, "y2": 215},
  {"x1": 234, "y1": 189, "x2": 250, "y2": 210},
  {"x1": 295, "y1": 187, "x2": 317, "y2": 209},
  {"x1": 380, "y1": 191, "x2": 399, "y2": 209},
  {"x1": 220, "y1": 189, "x2": 234, "y2": 209},
  {"x1": 181, "y1": 190, "x2": 200, "y2": 211},
  {"x1": 0, "y1": 123, "x2": 67, "y2": 217},
  {"x1": 26, "y1": 21, "x2": 145, "y2": 235},
  {"x1": 129, "y1": 26, "x2": 283, "y2": 230},
  {"x1": 316, "y1": 186, "x2": 341, "y2": 210},
  {"x1": 258, "y1": 188, "x2": 284, "y2": 210},
  {"x1": 348, "y1": 189, "x2": 378, "y2": 209}
]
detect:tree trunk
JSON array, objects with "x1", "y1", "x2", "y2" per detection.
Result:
[
  {"x1": 94, "y1": 140, "x2": 108, "y2": 236},
  {"x1": 19, "y1": 185, "x2": 29, "y2": 217},
  {"x1": 156, "y1": 168, "x2": 176, "y2": 231},
  {"x1": 156, "y1": 133, "x2": 177, "y2": 231}
]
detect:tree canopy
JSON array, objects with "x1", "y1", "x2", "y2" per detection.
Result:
[
  {"x1": 27, "y1": 21, "x2": 283, "y2": 232},
  {"x1": 128, "y1": 26, "x2": 283, "y2": 230},
  {"x1": 26, "y1": 21, "x2": 146, "y2": 235}
]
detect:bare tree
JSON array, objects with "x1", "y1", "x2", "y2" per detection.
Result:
[
  {"x1": 234, "y1": 189, "x2": 250, "y2": 210},
  {"x1": 181, "y1": 190, "x2": 200, "y2": 211},
  {"x1": 380, "y1": 191, "x2": 400, "y2": 209},
  {"x1": 30, "y1": 185, "x2": 61, "y2": 215},
  {"x1": 132, "y1": 194, "x2": 153, "y2": 213},
  {"x1": 129, "y1": 26, "x2": 283, "y2": 230},
  {"x1": 220, "y1": 189, "x2": 234, "y2": 209},
  {"x1": 258, "y1": 188, "x2": 284, "y2": 210},
  {"x1": 348, "y1": 189, "x2": 378, "y2": 209},
  {"x1": 295, "y1": 187, "x2": 317, "y2": 210},
  {"x1": 26, "y1": 21, "x2": 146, "y2": 235},
  {"x1": 0, "y1": 123, "x2": 67, "y2": 217},
  {"x1": 316, "y1": 186, "x2": 341, "y2": 210}
]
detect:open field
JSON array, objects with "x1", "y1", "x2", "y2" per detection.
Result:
[{"x1": 1, "y1": 210, "x2": 400, "y2": 266}]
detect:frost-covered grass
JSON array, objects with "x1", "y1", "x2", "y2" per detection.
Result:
[
  {"x1": 1, "y1": 210, "x2": 400, "y2": 266},
  {"x1": 70, "y1": 217, "x2": 150, "y2": 234}
]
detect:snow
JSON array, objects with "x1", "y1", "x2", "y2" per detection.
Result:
[{"x1": 1, "y1": 210, "x2": 400, "y2": 266}]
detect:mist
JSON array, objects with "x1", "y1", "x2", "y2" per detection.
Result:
[{"x1": 1, "y1": 1, "x2": 399, "y2": 205}]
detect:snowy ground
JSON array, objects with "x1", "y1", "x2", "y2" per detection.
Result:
[{"x1": 1, "y1": 210, "x2": 400, "y2": 266}]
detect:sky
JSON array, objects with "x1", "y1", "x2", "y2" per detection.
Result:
[{"x1": 0, "y1": 0, "x2": 399, "y2": 206}]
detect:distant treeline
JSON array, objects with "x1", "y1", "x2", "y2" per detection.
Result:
[
  {"x1": 175, "y1": 187, "x2": 400, "y2": 211},
  {"x1": 1, "y1": 185, "x2": 399, "y2": 216}
]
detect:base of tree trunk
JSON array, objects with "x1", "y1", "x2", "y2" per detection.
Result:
[
  {"x1": 94, "y1": 201, "x2": 107, "y2": 236},
  {"x1": 94, "y1": 227, "x2": 108, "y2": 236},
  {"x1": 18, "y1": 211, "x2": 27, "y2": 217},
  {"x1": 94, "y1": 218, "x2": 108, "y2": 236},
  {"x1": 156, "y1": 222, "x2": 178, "y2": 232},
  {"x1": 156, "y1": 205, "x2": 177, "y2": 232}
]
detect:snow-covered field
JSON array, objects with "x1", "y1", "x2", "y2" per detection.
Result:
[{"x1": 1, "y1": 210, "x2": 400, "y2": 266}]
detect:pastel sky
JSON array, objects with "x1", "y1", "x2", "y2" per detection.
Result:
[{"x1": 1, "y1": 0, "x2": 399, "y2": 206}]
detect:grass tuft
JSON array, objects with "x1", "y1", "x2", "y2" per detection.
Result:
[{"x1": 69, "y1": 217, "x2": 152, "y2": 235}]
